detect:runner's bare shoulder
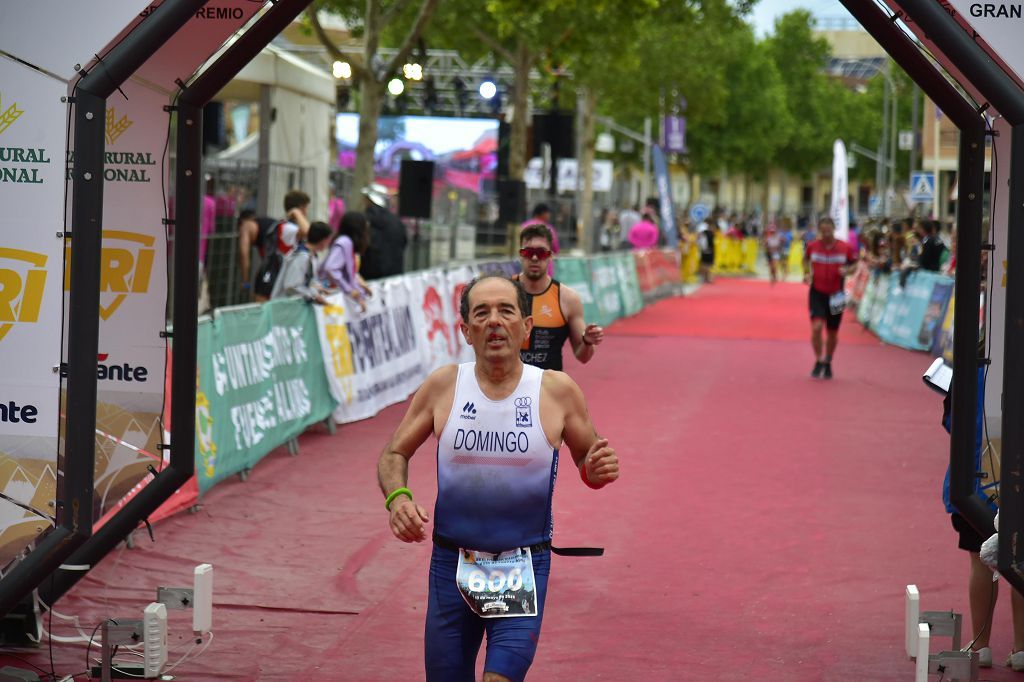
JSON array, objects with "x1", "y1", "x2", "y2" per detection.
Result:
[{"x1": 540, "y1": 368, "x2": 583, "y2": 403}]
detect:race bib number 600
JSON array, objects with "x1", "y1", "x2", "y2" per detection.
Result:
[{"x1": 456, "y1": 547, "x2": 538, "y2": 618}]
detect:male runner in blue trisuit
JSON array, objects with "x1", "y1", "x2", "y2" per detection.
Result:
[{"x1": 377, "y1": 274, "x2": 620, "y2": 682}]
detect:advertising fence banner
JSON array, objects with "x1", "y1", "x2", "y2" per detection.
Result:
[
  {"x1": 553, "y1": 257, "x2": 599, "y2": 324},
  {"x1": 614, "y1": 253, "x2": 643, "y2": 317},
  {"x1": 589, "y1": 255, "x2": 624, "y2": 327},
  {"x1": 195, "y1": 299, "x2": 336, "y2": 494},
  {"x1": 0, "y1": 56, "x2": 70, "y2": 567},
  {"x1": 856, "y1": 271, "x2": 955, "y2": 352},
  {"x1": 315, "y1": 283, "x2": 428, "y2": 424}
]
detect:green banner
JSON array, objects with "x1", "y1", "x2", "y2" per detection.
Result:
[
  {"x1": 590, "y1": 255, "x2": 624, "y2": 326},
  {"x1": 194, "y1": 299, "x2": 337, "y2": 495},
  {"x1": 554, "y1": 257, "x2": 601, "y2": 325},
  {"x1": 613, "y1": 252, "x2": 643, "y2": 317}
]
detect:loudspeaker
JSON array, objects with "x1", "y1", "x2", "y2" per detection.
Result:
[
  {"x1": 398, "y1": 160, "x2": 434, "y2": 218},
  {"x1": 498, "y1": 180, "x2": 526, "y2": 224},
  {"x1": 497, "y1": 121, "x2": 511, "y2": 179},
  {"x1": 531, "y1": 112, "x2": 574, "y2": 159}
]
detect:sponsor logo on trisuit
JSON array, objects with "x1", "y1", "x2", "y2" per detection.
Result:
[
  {"x1": 0, "y1": 248, "x2": 47, "y2": 342},
  {"x1": 63, "y1": 231, "x2": 155, "y2": 320}
]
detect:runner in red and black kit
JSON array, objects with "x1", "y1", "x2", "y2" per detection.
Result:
[{"x1": 803, "y1": 217, "x2": 856, "y2": 379}]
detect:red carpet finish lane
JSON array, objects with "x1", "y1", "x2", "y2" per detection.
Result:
[{"x1": 5, "y1": 278, "x2": 1018, "y2": 680}]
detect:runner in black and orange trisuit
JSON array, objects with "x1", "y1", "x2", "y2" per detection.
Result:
[{"x1": 514, "y1": 224, "x2": 603, "y2": 371}]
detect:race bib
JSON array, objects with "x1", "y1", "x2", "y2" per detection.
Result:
[
  {"x1": 456, "y1": 547, "x2": 538, "y2": 618},
  {"x1": 829, "y1": 291, "x2": 847, "y2": 315}
]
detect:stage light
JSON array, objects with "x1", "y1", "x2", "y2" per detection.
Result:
[
  {"x1": 388, "y1": 78, "x2": 405, "y2": 96},
  {"x1": 403, "y1": 62, "x2": 423, "y2": 81},
  {"x1": 479, "y1": 79, "x2": 497, "y2": 100},
  {"x1": 332, "y1": 60, "x2": 351, "y2": 80}
]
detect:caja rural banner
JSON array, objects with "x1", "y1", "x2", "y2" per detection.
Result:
[
  {"x1": 315, "y1": 281, "x2": 429, "y2": 424},
  {"x1": 80, "y1": 1, "x2": 265, "y2": 526},
  {"x1": 195, "y1": 299, "x2": 336, "y2": 494},
  {"x1": 0, "y1": 55, "x2": 70, "y2": 567},
  {"x1": 62, "y1": 80, "x2": 171, "y2": 524},
  {"x1": 613, "y1": 252, "x2": 643, "y2": 317},
  {"x1": 589, "y1": 256, "x2": 625, "y2": 327},
  {"x1": 873, "y1": 271, "x2": 954, "y2": 351}
]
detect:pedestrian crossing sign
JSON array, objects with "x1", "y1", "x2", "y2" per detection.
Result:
[{"x1": 909, "y1": 172, "x2": 935, "y2": 202}]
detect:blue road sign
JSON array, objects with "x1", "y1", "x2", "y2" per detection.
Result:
[
  {"x1": 689, "y1": 202, "x2": 709, "y2": 223},
  {"x1": 910, "y1": 171, "x2": 935, "y2": 203}
]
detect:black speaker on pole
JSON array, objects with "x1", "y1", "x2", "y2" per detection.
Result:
[
  {"x1": 498, "y1": 179, "x2": 526, "y2": 223},
  {"x1": 398, "y1": 160, "x2": 435, "y2": 218},
  {"x1": 531, "y1": 112, "x2": 574, "y2": 159}
]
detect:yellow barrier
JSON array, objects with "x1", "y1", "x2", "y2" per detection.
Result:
[
  {"x1": 680, "y1": 238, "x2": 701, "y2": 283},
  {"x1": 788, "y1": 240, "x2": 804, "y2": 273}
]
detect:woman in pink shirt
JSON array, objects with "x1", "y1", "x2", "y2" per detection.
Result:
[{"x1": 628, "y1": 217, "x2": 660, "y2": 250}]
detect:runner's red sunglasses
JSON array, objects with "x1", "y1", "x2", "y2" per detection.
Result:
[{"x1": 519, "y1": 247, "x2": 552, "y2": 260}]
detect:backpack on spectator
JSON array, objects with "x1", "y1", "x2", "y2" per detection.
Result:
[{"x1": 253, "y1": 221, "x2": 286, "y2": 297}]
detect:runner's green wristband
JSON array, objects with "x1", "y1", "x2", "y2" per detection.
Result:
[{"x1": 385, "y1": 487, "x2": 413, "y2": 511}]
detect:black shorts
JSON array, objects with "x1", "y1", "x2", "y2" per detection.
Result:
[
  {"x1": 951, "y1": 512, "x2": 987, "y2": 553},
  {"x1": 809, "y1": 288, "x2": 843, "y2": 330},
  {"x1": 700, "y1": 252, "x2": 714, "y2": 265}
]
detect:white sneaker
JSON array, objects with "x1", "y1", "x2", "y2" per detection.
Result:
[
  {"x1": 1006, "y1": 650, "x2": 1024, "y2": 671},
  {"x1": 975, "y1": 646, "x2": 992, "y2": 668}
]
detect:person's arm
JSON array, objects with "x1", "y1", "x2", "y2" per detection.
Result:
[
  {"x1": 547, "y1": 372, "x2": 619, "y2": 489},
  {"x1": 321, "y1": 240, "x2": 356, "y2": 295},
  {"x1": 289, "y1": 209, "x2": 311, "y2": 240},
  {"x1": 238, "y1": 218, "x2": 256, "y2": 288},
  {"x1": 563, "y1": 286, "x2": 602, "y2": 363},
  {"x1": 378, "y1": 366, "x2": 454, "y2": 542},
  {"x1": 802, "y1": 245, "x2": 812, "y2": 284}
]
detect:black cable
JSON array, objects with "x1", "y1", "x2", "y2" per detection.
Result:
[
  {"x1": 157, "y1": 92, "x2": 177, "y2": 473},
  {"x1": 85, "y1": 618, "x2": 115, "y2": 676},
  {"x1": 2, "y1": 653, "x2": 55, "y2": 680},
  {"x1": 963, "y1": 577, "x2": 998, "y2": 653},
  {"x1": 48, "y1": 575, "x2": 56, "y2": 681}
]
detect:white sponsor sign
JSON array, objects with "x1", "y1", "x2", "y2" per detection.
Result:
[
  {"x1": 830, "y1": 139, "x2": 849, "y2": 242},
  {"x1": 408, "y1": 269, "x2": 461, "y2": 375},
  {"x1": 64, "y1": 81, "x2": 169, "y2": 406},
  {"x1": 525, "y1": 158, "x2": 614, "y2": 193},
  {"x1": 0, "y1": 56, "x2": 68, "y2": 438},
  {"x1": 315, "y1": 282, "x2": 428, "y2": 424},
  {"x1": 948, "y1": 1, "x2": 1024, "y2": 86},
  {"x1": 0, "y1": 1, "x2": 152, "y2": 81}
]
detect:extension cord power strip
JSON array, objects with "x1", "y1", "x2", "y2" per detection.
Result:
[{"x1": 144, "y1": 602, "x2": 167, "y2": 677}]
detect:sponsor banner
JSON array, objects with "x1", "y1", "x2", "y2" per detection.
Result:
[
  {"x1": 132, "y1": 1, "x2": 265, "y2": 91},
  {"x1": 831, "y1": 140, "x2": 849, "y2": 242},
  {"x1": 590, "y1": 256, "x2": 624, "y2": 327},
  {"x1": 446, "y1": 265, "x2": 478, "y2": 365},
  {"x1": 0, "y1": 57, "x2": 68, "y2": 567},
  {"x1": 613, "y1": 253, "x2": 643, "y2": 317},
  {"x1": 0, "y1": 57, "x2": 66, "y2": 438},
  {"x1": 553, "y1": 257, "x2": 599, "y2": 325},
  {"x1": 931, "y1": 292, "x2": 956, "y2": 364},
  {"x1": 195, "y1": 299, "x2": 336, "y2": 494},
  {"x1": 650, "y1": 145, "x2": 678, "y2": 248},
  {"x1": 873, "y1": 271, "x2": 955, "y2": 351},
  {"x1": 0, "y1": 1, "x2": 152, "y2": 82},
  {"x1": 61, "y1": 80, "x2": 172, "y2": 522},
  {"x1": 408, "y1": 269, "x2": 461, "y2": 375},
  {"x1": 316, "y1": 282, "x2": 428, "y2": 424}
]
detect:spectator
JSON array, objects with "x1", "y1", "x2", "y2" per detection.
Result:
[
  {"x1": 321, "y1": 211, "x2": 372, "y2": 312},
  {"x1": 627, "y1": 215, "x2": 659, "y2": 250},
  {"x1": 360, "y1": 183, "x2": 408, "y2": 280},
  {"x1": 918, "y1": 219, "x2": 948, "y2": 272},
  {"x1": 237, "y1": 209, "x2": 280, "y2": 299},
  {"x1": 270, "y1": 221, "x2": 332, "y2": 303}
]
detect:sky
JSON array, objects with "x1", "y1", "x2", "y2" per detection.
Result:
[{"x1": 749, "y1": 0, "x2": 857, "y2": 36}]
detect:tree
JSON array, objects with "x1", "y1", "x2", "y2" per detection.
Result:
[
  {"x1": 764, "y1": 10, "x2": 851, "y2": 178},
  {"x1": 308, "y1": 0, "x2": 440, "y2": 207}
]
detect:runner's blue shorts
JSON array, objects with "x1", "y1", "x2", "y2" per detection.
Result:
[{"x1": 425, "y1": 544, "x2": 551, "y2": 682}]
